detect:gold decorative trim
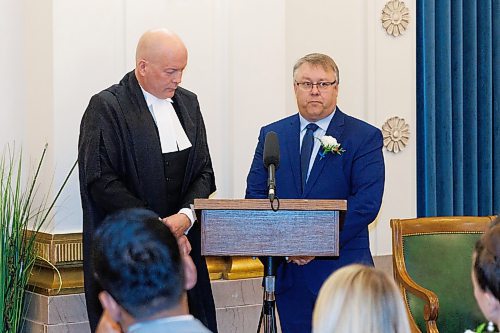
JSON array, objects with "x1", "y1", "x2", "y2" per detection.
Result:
[
  {"x1": 29, "y1": 231, "x2": 83, "y2": 265},
  {"x1": 28, "y1": 232, "x2": 267, "y2": 295},
  {"x1": 404, "y1": 231, "x2": 483, "y2": 237},
  {"x1": 223, "y1": 257, "x2": 263, "y2": 280},
  {"x1": 27, "y1": 231, "x2": 84, "y2": 295},
  {"x1": 29, "y1": 265, "x2": 84, "y2": 296},
  {"x1": 206, "y1": 256, "x2": 229, "y2": 280}
]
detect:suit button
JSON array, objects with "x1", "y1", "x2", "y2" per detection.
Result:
[
  {"x1": 166, "y1": 177, "x2": 171, "y2": 182},
  {"x1": 165, "y1": 161, "x2": 170, "y2": 166}
]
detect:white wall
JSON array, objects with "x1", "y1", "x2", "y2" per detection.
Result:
[
  {"x1": 0, "y1": 0, "x2": 416, "y2": 255},
  {"x1": 0, "y1": 1, "x2": 25, "y2": 145},
  {"x1": 370, "y1": 0, "x2": 417, "y2": 255}
]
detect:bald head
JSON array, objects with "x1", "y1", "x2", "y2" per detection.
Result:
[
  {"x1": 135, "y1": 29, "x2": 188, "y2": 99},
  {"x1": 136, "y1": 29, "x2": 187, "y2": 65}
]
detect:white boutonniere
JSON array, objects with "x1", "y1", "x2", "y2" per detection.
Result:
[{"x1": 318, "y1": 135, "x2": 345, "y2": 159}]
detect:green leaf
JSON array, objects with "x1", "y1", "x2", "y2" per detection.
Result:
[
  {"x1": 476, "y1": 322, "x2": 487, "y2": 333},
  {"x1": 0, "y1": 144, "x2": 75, "y2": 333}
]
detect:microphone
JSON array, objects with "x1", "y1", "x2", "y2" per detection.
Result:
[{"x1": 263, "y1": 131, "x2": 280, "y2": 201}]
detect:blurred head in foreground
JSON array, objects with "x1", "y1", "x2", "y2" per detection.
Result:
[
  {"x1": 92, "y1": 208, "x2": 197, "y2": 331},
  {"x1": 472, "y1": 216, "x2": 500, "y2": 327},
  {"x1": 313, "y1": 264, "x2": 411, "y2": 333}
]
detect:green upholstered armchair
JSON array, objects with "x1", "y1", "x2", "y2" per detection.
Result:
[{"x1": 391, "y1": 216, "x2": 496, "y2": 333}]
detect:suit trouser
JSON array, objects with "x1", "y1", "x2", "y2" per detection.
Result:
[{"x1": 276, "y1": 268, "x2": 317, "y2": 333}]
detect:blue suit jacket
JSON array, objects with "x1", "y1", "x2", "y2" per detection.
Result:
[{"x1": 245, "y1": 108, "x2": 385, "y2": 294}]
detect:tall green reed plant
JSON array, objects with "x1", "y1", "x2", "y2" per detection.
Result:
[{"x1": 0, "y1": 145, "x2": 76, "y2": 332}]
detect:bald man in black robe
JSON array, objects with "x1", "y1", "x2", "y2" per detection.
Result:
[{"x1": 78, "y1": 29, "x2": 217, "y2": 332}]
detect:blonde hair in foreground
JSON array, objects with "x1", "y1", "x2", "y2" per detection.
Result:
[{"x1": 313, "y1": 264, "x2": 411, "y2": 333}]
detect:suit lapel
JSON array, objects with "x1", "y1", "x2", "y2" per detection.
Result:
[
  {"x1": 303, "y1": 108, "x2": 346, "y2": 197},
  {"x1": 285, "y1": 114, "x2": 302, "y2": 195}
]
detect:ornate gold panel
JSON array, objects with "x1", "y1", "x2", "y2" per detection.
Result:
[{"x1": 28, "y1": 232, "x2": 265, "y2": 296}]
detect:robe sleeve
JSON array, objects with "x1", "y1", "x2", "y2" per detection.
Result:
[
  {"x1": 79, "y1": 93, "x2": 146, "y2": 215},
  {"x1": 88, "y1": 135, "x2": 146, "y2": 214}
]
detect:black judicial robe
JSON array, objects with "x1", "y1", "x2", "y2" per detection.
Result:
[{"x1": 78, "y1": 71, "x2": 217, "y2": 332}]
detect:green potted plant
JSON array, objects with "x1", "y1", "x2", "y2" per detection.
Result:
[{"x1": 0, "y1": 144, "x2": 75, "y2": 332}]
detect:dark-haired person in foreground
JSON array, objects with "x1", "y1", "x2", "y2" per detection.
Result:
[
  {"x1": 93, "y1": 208, "x2": 211, "y2": 333},
  {"x1": 471, "y1": 216, "x2": 500, "y2": 329}
]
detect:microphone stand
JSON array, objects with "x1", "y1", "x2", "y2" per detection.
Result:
[
  {"x1": 260, "y1": 131, "x2": 280, "y2": 332},
  {"x1": 257, "y1": 257, "x2": 278, "y2": 333},
  {"x1": 257, "y1": 196, "x2": 280, "y2": 333}
]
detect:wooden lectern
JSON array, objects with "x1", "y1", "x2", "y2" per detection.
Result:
[
  {"x1": 194, "y1": 198, "x2": 346, "y2": 258},
  {"x1": 195, "y1": 198, "x2": 346, "y2": 333}
]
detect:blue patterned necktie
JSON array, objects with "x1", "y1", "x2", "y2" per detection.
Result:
[{"x1": 301, "y1": 123, "x2": 319, "y2": 192}]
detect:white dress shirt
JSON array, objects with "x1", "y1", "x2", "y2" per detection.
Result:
[{"x1": 299, "y1": 109, "x2": 336, "y2": 180}]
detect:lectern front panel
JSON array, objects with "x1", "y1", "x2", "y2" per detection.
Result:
[{"x1": 200, "y1": 209, "x2": 339, "y2": 257}]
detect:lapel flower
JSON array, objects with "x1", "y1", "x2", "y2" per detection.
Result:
[{"x1": 318, "y1": 135, "x2": 345, "y2": 159}]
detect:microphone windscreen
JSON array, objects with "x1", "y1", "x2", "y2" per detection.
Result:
[{"x1": 263, "y1": 131, "x2": 280, "y2": 169}]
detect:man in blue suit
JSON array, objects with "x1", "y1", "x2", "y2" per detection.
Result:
[{"x1": 245, "y1": 53, "x2": 385, "y2": 333}]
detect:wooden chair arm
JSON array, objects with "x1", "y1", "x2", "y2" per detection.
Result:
[{"x1": 394, "y1": 254, "x2": 439, "y2": 333}]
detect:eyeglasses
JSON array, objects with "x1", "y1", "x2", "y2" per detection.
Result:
[{"x1": 295, "y1": 80, "x2": 337, "y2": 91}]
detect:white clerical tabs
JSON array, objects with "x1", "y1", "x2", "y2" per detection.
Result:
[
  {"x1": 166, "y1": 100, "x2": 191, "y2": 151},
  {"x1": 143, "y1": 88, "x2": 192, "y2": 153}
]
